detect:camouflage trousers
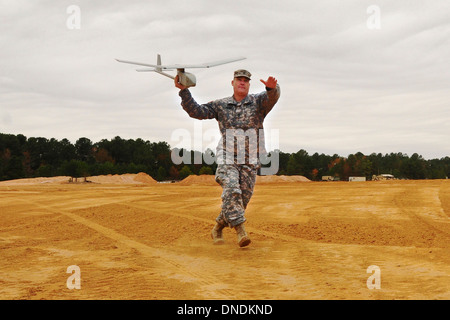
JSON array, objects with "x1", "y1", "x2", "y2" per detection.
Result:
[{"x1": 214, "y1": 163, "x2": 257, "y2": 228}]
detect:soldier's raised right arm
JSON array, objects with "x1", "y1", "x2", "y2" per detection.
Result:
[{"x1": 175, "y1": 75, "x2": 217, "y2": 120}]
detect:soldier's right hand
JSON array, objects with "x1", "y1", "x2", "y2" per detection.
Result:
[{"x1": 174, "y1": 75, "x2": 188, "y2": 91}]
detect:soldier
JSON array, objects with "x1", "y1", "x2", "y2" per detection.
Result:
[{"x1": 175, "y1": 69, "x2": 280, "y2": 247}]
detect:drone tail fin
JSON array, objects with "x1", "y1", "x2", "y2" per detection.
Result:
[
  {"x1": 155, "y1": 54, "x2": 175, "y2": 79},
  {"x1": 156, "y1": 54, "x2": 162, "y2": 72}
]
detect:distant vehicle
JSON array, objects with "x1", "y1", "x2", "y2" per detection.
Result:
[
  {"x1": 116, "y1": 54, "x2": 246, "y2": 88},
  {"x1": 372, "y1": 174, "x2": 395, "y2": 181},
  {"x1": 349, "y1": 176, "x2": 366, "y2": 182}
]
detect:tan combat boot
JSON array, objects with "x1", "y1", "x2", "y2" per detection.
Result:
[
  {"x1": 211, "y1": 222, "x2": 225, "y2": 245},
  {"x1": 235, "y1": 223, "x2": 251, "y2": 247}
]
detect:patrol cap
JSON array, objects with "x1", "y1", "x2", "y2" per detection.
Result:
[{"x1": 234, "y1": 69, "x2": 251, "y2": 80}]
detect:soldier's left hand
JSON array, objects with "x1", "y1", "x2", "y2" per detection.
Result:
[{"x1": 260, "y1": 76, "x2": 277, "y2": 89}]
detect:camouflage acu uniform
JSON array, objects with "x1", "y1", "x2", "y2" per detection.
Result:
[{"x1": 178, "y1": 83, "x2": 280, "y2": 227}]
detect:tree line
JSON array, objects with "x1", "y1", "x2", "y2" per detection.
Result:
[
  {"x1": 1, "y1": 133, "x2": 449, "y2": 182},
  {"x1": 272, "y1": 149, "x2": 449, "y2": 181}
]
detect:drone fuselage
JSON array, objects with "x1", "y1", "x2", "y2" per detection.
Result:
[{"x1": 177, "y1": 69, "x2": 196, "y2": 87}]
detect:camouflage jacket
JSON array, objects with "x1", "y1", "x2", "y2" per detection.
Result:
[{"x1": 178, "y1": 84, "x2": 281, "y2": 165}]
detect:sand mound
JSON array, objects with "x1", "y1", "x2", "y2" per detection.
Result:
[
  {"x1": 133, "y1": 172, "x2": 158, "y2": 184},
  {"x1": 177, "y1": 174, "x2": 310, "y2": 186},
  {"x1": 87, "y1": 172, "x2": 157, "y2": 184},
  {"x1": 0, "y1": 176, "x2": 71, "y2": 185},
  {"x1": 0, "y1": 174, "x2": 309, "y2": 186},
  {"x1": 178, "y1": 174, "x2": 217, "y2": 186},
  {"x1": 256, "y1": 175, "x2": 310, "y2": 184},
  {"x1": 0, "y1": 173, "x2": 157, "y2": 185}
]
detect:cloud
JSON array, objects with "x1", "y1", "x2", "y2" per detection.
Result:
[{"x1": 0, "y1": 0, "x2": 449, "y2": 159}]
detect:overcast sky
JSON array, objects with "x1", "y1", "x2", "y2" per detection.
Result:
[{"x1": 1, "y1": 0, "x2": 449, "y2": 159}]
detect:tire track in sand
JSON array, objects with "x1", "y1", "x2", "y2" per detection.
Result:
[
  {"x1": 125, "y1": 202, "x2": 313, "y2": 244},
  {"x1": 17, "y1": 198, "x2": 235, "y2": 299},
  {"x1": 393, "y1": 185, "x2": 450, "y2": 242}
]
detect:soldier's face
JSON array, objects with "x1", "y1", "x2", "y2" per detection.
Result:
[{"x1": 232, "y1": 77, "x2": 250, "y2": 96}]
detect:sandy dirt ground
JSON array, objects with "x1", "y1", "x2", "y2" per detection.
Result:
[{"x1": 0, "y1": 174, "x2": 449, "y2": 300}]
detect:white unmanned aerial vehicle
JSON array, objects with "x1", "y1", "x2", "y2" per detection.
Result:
[{"x1": 116, "y1": 54, "x2": 246, "y2": 88}]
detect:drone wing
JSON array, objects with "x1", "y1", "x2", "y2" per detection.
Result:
[
  {"x1": 115, "y1": 59, "x2": 161, "y2": 69},
  {"x1": 161, "y1": 56, "x2": 247, "y2": 69},
  {"x1": 116, "y1": 56, "x2": 246, "y2": 70}
]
